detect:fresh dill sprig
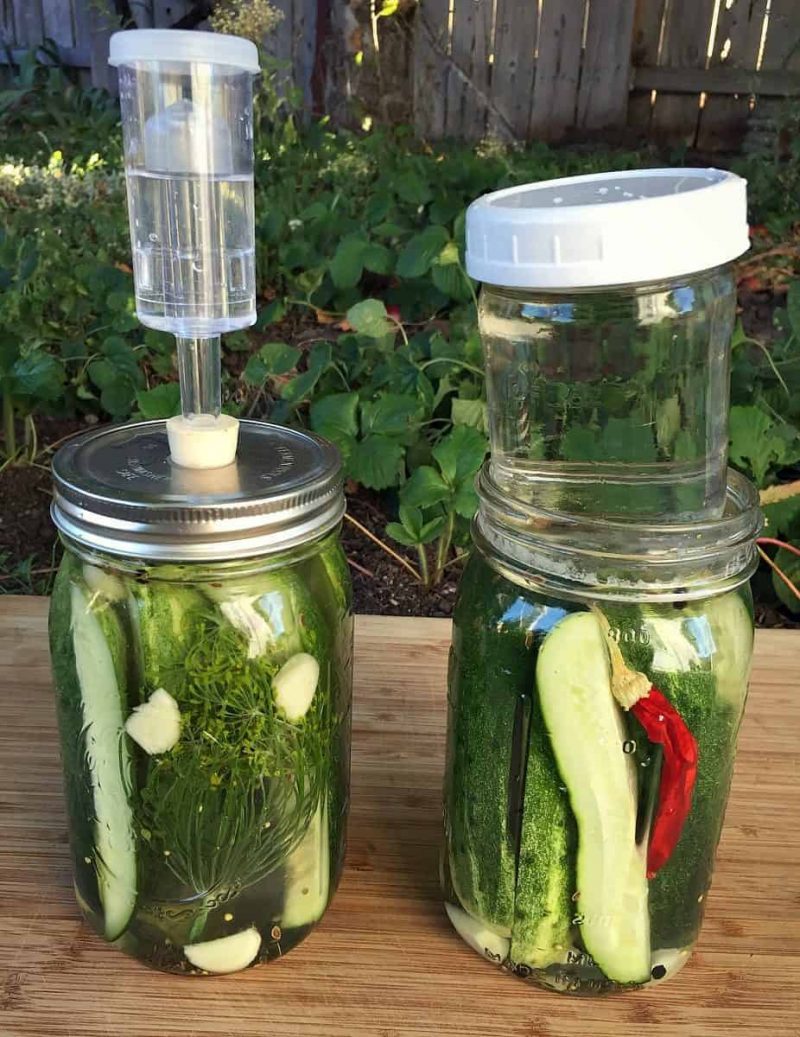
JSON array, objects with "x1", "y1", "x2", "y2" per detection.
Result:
[{"x1": 136, "y1": 612, "x2": 329, "y2": 901}]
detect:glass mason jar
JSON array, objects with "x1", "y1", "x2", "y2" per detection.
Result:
[
  {"x1": 48, "y1": 420, "x2": 352, "y2": 975},
  {"x1": 441, "y1": 463, "x2": 761, "y2": 994},
  {"x1": 467, "y1": 170, "x2": 749, "y2": 522}
]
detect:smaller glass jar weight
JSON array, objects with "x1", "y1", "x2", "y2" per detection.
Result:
[{"x1": 442, "y1": 169, "x2": 762, "y2": 994}]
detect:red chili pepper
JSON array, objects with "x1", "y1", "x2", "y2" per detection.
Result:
[{"x1": 630, "y1": 687, "x2": 699, "y2": 879}]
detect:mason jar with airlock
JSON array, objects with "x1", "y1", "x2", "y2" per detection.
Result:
[
  {"x1": 47, "y1": 31, "x2": 352, "y2": 976},
  {"x1": 465, "y1": 169, "x2": 750, "y2": 521}
]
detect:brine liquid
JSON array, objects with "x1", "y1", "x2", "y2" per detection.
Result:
[
  {"x1": 50, "y1": 538, "x2": 352, "y2": 975},
  {"x1": 442, "y1": 551, "x2": 750, "y2": 994},
  {"x1": 127, "y1": 170, "x2": 256, "y2": 335}
]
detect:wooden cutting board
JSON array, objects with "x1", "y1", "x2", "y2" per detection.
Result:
[{"x1": 0, "y1": 598, "x2": 798, "y2": 1037}]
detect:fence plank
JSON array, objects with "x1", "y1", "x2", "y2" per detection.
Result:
[
  {"x1": 293, "y1": 0, "x2": 317, "y2": 112},
  {"x1": 749, "y1": 0, "x2": 800, "y2": 141},
  {"x1": 413, "y1": 0, "x2": 450, "y2": 139},
  {"x1": 628, "y1": 0, "x2": 668, "y2": 133},
  {"x1": 445, "y1": 0, "x2": 491, "y2": 139},
  {"x1": 649, "y1": 0, "x2": 716, "y2": 145},
  {"x1": 529, "y1": 0, "x2": 587, "y2": 138},
  {"x1": 1, "y1": 0, "x2": 16, "y2": 43},
  {"x1": 41, "y1": 0, "x2": 72, "y2": 48},
  {"x1": 262, "y1": 0, "x2": 295, "y2": 93},
  {"x1": 634, "y1": 64, "x2": 800, "y2": 95},
  {"x1": 88, "y1": 0, "x2": 119, "y2": 93},
  {"x1": 577, "y1": 0, "x2": 637, "y2": 130},
  {"x1": 490, "y1": 0, "x2": 538, "y2": 140},
  {"x1": 759, "y1": 0, "x2": 800, "y2": 70},
  {"x1": 697, "y1": 0, "x2": 768, "y2": 151},
  {"x1": 152, "y1": 1, "x2": 195, "y2": 27},
  {"x1": 16, "y1": 0, "x2": 43, "y2": 48}
]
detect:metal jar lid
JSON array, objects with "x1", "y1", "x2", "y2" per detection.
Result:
[{"x1": 51, "y1": 420, "x2": 344, "y2": 561}]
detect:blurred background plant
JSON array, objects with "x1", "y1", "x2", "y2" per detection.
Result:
[{"x1": 0, "y1": 26, "x2": 798, "y2": 619}]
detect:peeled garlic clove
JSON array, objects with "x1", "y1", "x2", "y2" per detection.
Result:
[
  {"x1": 184, "y1": 927, "x2": 262, "y2": 974},
  {"x1": 124, "y1": 688, "x2": 181, "y2": 755},
  {"x1": 273, "y1": 652, "x2": 319, "y2": 722}
]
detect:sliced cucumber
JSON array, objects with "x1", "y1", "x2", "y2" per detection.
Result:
[
  {"x1": 511, "y1": 697, "x2": 574, "y2": 969},
  {"x1": 128, "y1": 580, "x2": 205, "y2": 691},
  {"x1": 282, "y1": 798, "x2": 330, "y2": 929},
  {"x1": 82, "y1": 562, "x2": 126, "y2": 603},
  {"x1": 536, "y1": 611, "x2": 650, "y2": 984},
  {"x1": 71, "y1": 583, "x2": 137, "y2": 940},
  {"x1": 185, "y1": 927, "x2": 262, "y2": 974},
  {"x1": 703, "y1": 591, "x2": 753, "y2": 714},
  {"x1": 445, "y1": 901, "x2": 510, "y2": 963}
]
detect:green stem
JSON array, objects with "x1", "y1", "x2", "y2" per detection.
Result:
[
  {"x1": 2, "y1": 383, "x2": 16, "y2": 460},
  {"x1": 420, "y1": 358, "x2": 485, "y2": 378},
  {"x1": 433, "y1": 511, "x2": 455, "y2": 585},
  {"x1": 416, "y1": 544, "x2": 430, "y2": 588}
]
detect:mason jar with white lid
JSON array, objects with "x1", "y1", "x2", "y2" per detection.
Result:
[{"x1": 466, "y1": 169, "x2": 750, "y2": 521}]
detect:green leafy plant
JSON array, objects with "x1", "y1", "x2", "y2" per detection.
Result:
[
  {"x1": 386, "y1": 424, "x2": 487, "y2": 586},
  {"x1": 1, "y1": 62, "x2": 799, "y2": 611}
]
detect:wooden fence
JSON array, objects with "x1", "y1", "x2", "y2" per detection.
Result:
[{"x1": 2, "y1": 0, "x2": 800, "y2": 150}]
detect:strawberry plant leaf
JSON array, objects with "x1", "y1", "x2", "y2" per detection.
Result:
[
  {"x1": 396, "y1": 226, "x2": 450, "y2": 279},
  {"x1": 433, "y1": 425, "x2": 487, "y2": 484},
  {"x1": 431, "y1": 261, "x2": 472, "y2": 302},
  {"x1": 346, "y1": 299, "x2": 395, "y2": 338},
  {"x1": 309, "y1": 392, "x2": 359, "y2": 444},
  {"x1": 395, "y1": 173, "x2": 433, "y2": 206},
  {"x1": 729, "y1": 404, "x2": 788, "y2": 484},
  {"x1": 363, "y1": 242, "x2": 393, "y2": 276},
  {"x1": 261, "y1": 342, "x2": 301, "y2": 375},
  {"x1": 398, "y1": 504, "x2": 423, "y2": 537},
  {"x1": 361, "y1": 393, "x2": 421, "y2": 437},
  {"x1": 255, "y1": 297, "x2": 286, "y2": 328},
  {"x1": 330, "y1": 235, "x2": 369, "y2": 289},
  {"x1": 763, "y1": 495, "x2": 800, "y2": 539},
  {"x1": 281, "y1": 367, "x2": 322, "y2": 403},
  {"x1": 400, "y1": 465, "x2": 451, "y2": 508},
  {"x1": 772, "y1": 546, "x2": 800, "y2": 613},
  {"x1": 11, "y1": 350, "x2": 64, "y2": 400},
  {"x1": 242, "y1": 354, "x2": 268, "y2": 386},
  {"x1": 100, "y1": 377, "x2": 136, "y2": 417},
  {"x1": 437, "y1": 240, "x2": 460, "y2": 266},
  {"x1": 347, "y1": 434, "x2": 404, "y2": 489},
  {"x1": 418, "y1": 515, "x2": 446, "y2": 543},
  {"x1": 453, "y1": 480, "x2": 479, "y2": 519},
  {"x1": 451, "y1": 396, "x2": 486, "y2": 431},
  {"x1": 136, "y1": 382, "x2": 181, "y2": 419},
  {"x1": 386, "y1": 521, "x2": 419, "y2": 547}
]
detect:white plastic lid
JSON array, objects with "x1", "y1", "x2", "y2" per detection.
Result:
[
  {"x1": 465, "y1": 168, "x2": 749, "y2": 289},
  {"x1": 109, "y1": 29, "x2": 259, "y2": 74}
]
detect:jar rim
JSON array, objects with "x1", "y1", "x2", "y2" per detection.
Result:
[{"x1": 475, "y1": 464, "x2": 762, "y2": 602}]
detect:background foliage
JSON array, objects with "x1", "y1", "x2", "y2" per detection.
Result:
[{"x1": 1, "y1": 47, "x2": 799, "y2": 609}]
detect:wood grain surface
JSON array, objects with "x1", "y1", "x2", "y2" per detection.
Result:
[{"x1": 0, "y1": 598, "x2": 798, "y2": 1037}]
